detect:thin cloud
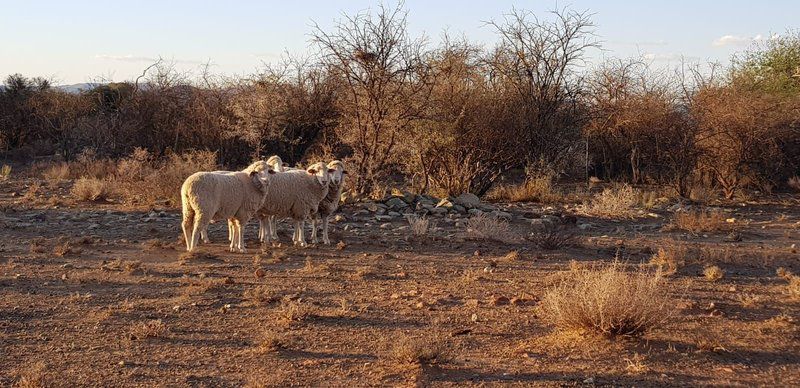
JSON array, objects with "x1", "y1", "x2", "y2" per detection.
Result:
[
  {"x1": 643, "y1": 52, "x2": 699, "y2": 62},
  {"x1": 712, "y1": 33, "x2": 779, "y2": 47},
  {"x1": 95, "y1": 54, "x2": 204, "y2": 65}
]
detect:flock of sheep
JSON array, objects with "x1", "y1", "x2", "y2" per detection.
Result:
[{"x1": 180, "y1": 156, "x2": 346, "y2": 253}]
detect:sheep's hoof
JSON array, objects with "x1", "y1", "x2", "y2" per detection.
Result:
[{"x1": 323, "y1": 239, "x2": 331, "y2": 245}]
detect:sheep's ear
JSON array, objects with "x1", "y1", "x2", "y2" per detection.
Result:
[
  {"x1": 307, "y1": 168, "x2": 317, "y2": 175},
  {"x1": 327, "y1": 168, "x2": 336, "y2": 173},
  {"x1": 342, "y1": 170, "x2": 349, "y2": 175},
  {"x1": 249, "y1": 171, "x2": 258, "y2": 176},
  {"x1": 282, "y1": 162, "x2": 288, "y2": 167},
  {"x1": 268, "y1": 169, "x2": 276, "y2": 174}
]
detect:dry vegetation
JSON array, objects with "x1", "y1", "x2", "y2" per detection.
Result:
[{"x1": 540, "y1": 262, "x2": 673, "y2": 336}]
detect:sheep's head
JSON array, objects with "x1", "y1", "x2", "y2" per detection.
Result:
[
  {"x1": 250, "y1": 166, "x2": 276, "y2": 193},
  {"x1": 266, "y1": 155, "x2": 288, "y2": 172},
  {"x1": 327, "y1": 160, "x2": 347, "y2": 186},
  {"x1": 306, "y1": 162, "x2": 331, "y2": 186}
]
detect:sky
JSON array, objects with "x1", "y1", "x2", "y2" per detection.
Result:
[{"x1": 0, "y1": 0, "x2": 796, "y2": 84}]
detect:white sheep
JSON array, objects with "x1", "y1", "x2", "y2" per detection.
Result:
[
  {"x1": 310, "y1": 160, "x2": 347, "y2": 244},
  {"x1": 181, "y1": 161, "x2": 274, "y2": 252},
  {"x1": 259, "y1": 155, "x2": 290, "y2": 242},
  {"x1": 198, "y1": 161, "x2": 269, "y2": 245},
  {"x1": 256, "y1": 162, "x2": 332, "y2": 247}
]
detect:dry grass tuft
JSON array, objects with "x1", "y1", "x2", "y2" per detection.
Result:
[
  {"x1": 693, "y1": 330, "x2": 728, "y2": 353},
  {"x1": 539, "y1": 261, "x2": 672, "y2": 337},
  {"x1": 582, "y1": 184, "x2": 640, "y2": 218},
  {"x1": 71, "y1": 177, "x2": 114, "y2": 201},
  {"x1": 275, "y1": 299, "x2": 314, "y2": 324},
  {"x1": 466, "y1": 214, "x2": 518, "y2": 243},
  {"x1": 488, "y1": 175, "x2": 560, "y2": 203},
  {"x1": 128, "y1": 319, "x2": 167, "y2": 340},
  {"x1": 502, "y1": 250, "x2": 520, "y2": 261},
  {"x1": 737, "y1": 293, "x2": 762, "y2": 308},
  {"x1": 29, "y1": 238, "x2": 48, "y2": 254},
  {"x1": 243, "y1": 285, "x2": 279, "y2": 306},
  {"x1": 256, "y1": 329, "x2": 292, "y2": 353},
  {"x1": 666, "y1": 209, "x2": 730, "y2": 233},
  {"x1": 388, "y1": 335, "x2": 447, "y2": 367},
  {"x1": 0, "y1": 164, "x2": 10, "y2": 181},
  {"x1": 53, "y1": 241, "x2": 80, "y2": 257},
  {"x1": 703, "y1": 265, "x2": 724, "y2": 281},
  {"x1": 23, "y1": 182, "x2": 41, "y2": 201},
  {"x1": 649, "y1": 244, "x2": 689, "y2": 275},
  {"x1": 624, "y1": 353, "x2": 650, "y2": 374},
  {"x1": 787, "y1": 276, "x2": 800, "y2": 299},
  {"x1": 529, "y1": 227, "x2": 574, "y2": 250},
  {"x1": 406, "y1": 215, "x2": 432, "y2": 236},
  {"x1": 14, "y1": 361, "x2": 50, "y2": 388}
]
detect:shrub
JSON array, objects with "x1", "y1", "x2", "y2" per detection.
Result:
[
  {"x1": 488, "y1": 174, "x2": 560, "y2": 203},
  {"x1": 667, "y1": 209, "x2": 730, "y2": 233},
  {"x1": 406, "y1": 215, "x2": 432, "y2": 236},
  {"x1": 703, "y1": 265, "x2": 724, "y2": 281},
  {"x1": 465, "y1": 214, "x2": 518, "y2": 243},
  {"x1": 0, "y1": 164, "x2": 10, "y2": 181},
  {"x1": 71, "y1": 177, "x2": 113, "y2": 201},
  {"x1": 789, "y1": 176, "x2": 800, "y2": 192},
  {"x1": 388, "y1": 335, "x2": 447, "y2": 367},
  {"x1": 116, "y1": 149, "x2": 217, "y2": 206},
  {"x1": 649, "y1": 244, "x2": 689, "y2": 275},
  {"x1": 529, "y1": 226, "x2": 574, "y2": 250},
  {"x1": 583, "y1": 184, "x2": 640, "y2": 218},
  {"x1": 540, "y1": 261, "x2": 672, "y2": 336}
]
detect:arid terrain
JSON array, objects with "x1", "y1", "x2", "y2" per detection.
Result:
[{"x1": 1, "y1": 176, "x2": 799, "y2": 387}]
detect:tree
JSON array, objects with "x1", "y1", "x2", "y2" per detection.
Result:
[{"x1": 312, "y1": 3, "x2": 430, "y2": 195}]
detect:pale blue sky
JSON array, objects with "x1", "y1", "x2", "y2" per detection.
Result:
[{"x1": 0, "y1": 0, "x2": 796, "y2": 84}]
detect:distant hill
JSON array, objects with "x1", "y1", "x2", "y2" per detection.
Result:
[{"x1": 57, "y1": 83, "x2": 102, "y2": 93}]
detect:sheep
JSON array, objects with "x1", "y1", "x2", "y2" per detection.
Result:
[
  {"x1": 256, "y1": 162, "x2": 332, "y2": 247},
  {"x1": 310, "y1": 160, "x2": 347, "y2": 245},
  {"x1": 181, "y1": 161, "x2": 274, "y2": 253},
  {"x1": 199, "y1": 162, "x2": 269, "y2": 245},
  {"x1": 259, "y1": 155, "x2": 290, "y2": 243}
]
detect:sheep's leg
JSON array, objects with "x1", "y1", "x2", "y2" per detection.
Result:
[
  {"x1": 270, "y1": 215, "x2": 278, "y2": 240},
  {"x1": 310, "y1": 217, "x2": 319, "y2": 244},
  {"x1": 182, "y1": 211, "x2": 194, "y2": 251},
  {"x1": 200, "y1": 227, "x2": 210, "y2": 244},
  {"x1": 294, "y1": 219, "x2": 307, "y2": 247},
  {"x1": 190, "y1": 213, "x2": 211, "y2": 252},
  {"x1": 235, "y1": 218, "x2": 247, "y2": 253},
  {"x1": 258, "y1": 218, "x2": 265, "y2": 243},
  {"x1": 229, "y1": 219, "x2": 238, "y2": 252},
  {"x1": 322, "y1": 216, "x2": 331, "y2": 245}
]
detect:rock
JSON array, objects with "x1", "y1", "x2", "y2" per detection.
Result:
[
  {"x1": 429, "y1": 207, "x2": 448, "y2": 216},
  {"x1": 380, "y1": 223, "x2": 391, "y2": 229},
  {"x1": 491, "y1": 211, "x2": 512, "y2": 221},
  {"x1": 467, "y1": 208, "x2": 484, "y2": 216},
  {"x1": 530, "y1": 219, "x2": 547, "y2": 232},
  {"x1": 88, "y1": 223, "x2": 101, "y2": 230},
  {"x1": 388, "y1": 211, "x2": 401, "y2": 217},
  {"x1": 724, "y1": 232, "x2": 742, "y2": 242},
  {"x1": 453, "y1": 193, "x2": 481, "y2": 209},
  {"x1": 385, "y1": 197, "x2": 407, "y2": 210},
  {"x1": 436, "y1": 198, "x2": 454, "y2": 208},
  {"x1": 334, "y1": 214, "x2": 346, "y2": 222},
  {"x1": 577, "y1": 223, "x2": 595, "y2": 230},
  {"x1": 375, "y1": 215, "x2": 393, "y2": 222},
  {"x1": 451, "y1": 204, "x2": 466, "y2": 214},
  {"x1": 365, "y1": 202, "x2": 379, "y2": 212}
]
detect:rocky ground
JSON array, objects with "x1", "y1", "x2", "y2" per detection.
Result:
[{"x1": 1, "y1": 178, "x2": 799, "y2": 386}]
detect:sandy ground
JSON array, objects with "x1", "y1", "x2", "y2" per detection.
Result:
[{"x1": 1, "y1": 178, "x2": 799, "y2": 387}]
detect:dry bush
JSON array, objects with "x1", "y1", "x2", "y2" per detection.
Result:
[
  {"x1": 388, "y1": 335, "x2": 447, "y2": 367},
  {"x1": 488, "y1": 175, "x2": 560, "y2": 203},
  {"x1": 0, "y1": 164, "x2": 10, "y2": 181},
  {"x1": 127, "y1": 319, "x2": 167, "y2": 340},
  {"x1": 71, "y1": 177, "x2": 114, "y2": 201},
  {"x1": 14, "y1": 361, "x2": 50, "y2": 388},
  {"x1": 540, "y1": 261, "x2": 672, "y2": 336},
  {"x1": 583, "y1": 184, "x2": 640, "y2": 218},
  {"x1": 406, "y1": 215, "x2": 432, "y2": 236},
  {"x1": 529, "y1": 227, "x2": 574, "y2": 250},
  {"x1": 256, "y1": 329, "x2": 292, "y2": 353},
  {"x1": 776, "y1": 267, "x2": 793, "y2": 279},
  {"x1": 703, "y1": 265, "x2": 724, "y2": 281},
  {"x1": 53, "y1": 241, "x2": 79, "y2": 257},
  {"x1": 23, "y1": 182, "x2": 41, "y2": 201},
  {"x1": 243, "y1": 285, "x2": 278, "y2": 306},
  {"x1": 41, "y1": 163, "x2": 70, "y2": 182},
  {"x1": 649, "y1": 243, "x2": 690, "y2": 275},
  {"x1": 29, "y1": 238, "x2": 48, "y2": 254},
  {"x1": 787, "y1": 276, "x2": 800, "y2": 299},
  {"x1": 693, "y1": 330, "x2": 728, "y2": 353},
  {"x1": 737, "y1": 293, "x2": 762, "y2": 308},
  {"x1": 466, "y1": 214, "x2": 518, "y2": 243},
  {"x1": 666, "y1": 209, "x2": 730, "y2": 233},
  {"x1": 115, "y1": 149, "x2": 217, "y2": 206},
  {"x1": 275, "y1": 299, "x2": 313, "y2": 324},
  {"x1": 689, "y1": 184, "x2": 717, "y2": 203}
]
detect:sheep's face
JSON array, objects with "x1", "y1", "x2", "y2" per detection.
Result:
[
  {"x1": 327, "y1": 161, "x2": 347, "y2": 185},
  {"x1": 306, "y1": 162, "x2": 330, "y2": 186},
  {"x1": 250, "y1": 167, "x2": 276, "y2": 193}
]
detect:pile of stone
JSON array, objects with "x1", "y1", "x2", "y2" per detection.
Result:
[{"x1": 348, "y1": 190, "x2": 518, "y2": 222}]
